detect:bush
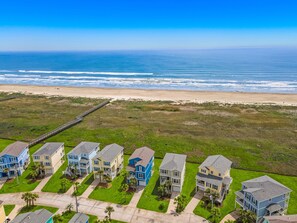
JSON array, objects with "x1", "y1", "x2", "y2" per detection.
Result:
[{"x1": 159, "y1": 203, "x2": 165, "y2": 210}]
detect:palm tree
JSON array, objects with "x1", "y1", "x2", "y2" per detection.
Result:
[
  {"x1": 30, "y1": 193, "x2": 39, "y2": 206},
  {"x1": 3, "y1": 168, "x2": 10, "y2": 179},
  {"x1": 238, "y1": 209, "x2": 256, "y2": 223},
  {"x1": 61, "y1": 178, "x2": 69, "y2": 192},
  {"x1": 73, "y1": 182, "x2": 80, "y2": 195},
  {"x1": 30, "y1": 170, "x2": 38, "y2": 180},
  {"x1": 210, "y1": 207, "x2": 221, "y2": 223},
  {"x1": 104, "y1": 205, "x2": 115, "y2": 221},
  {"x1": 103, "y1": 174, "x2": 111, "y2": 184},
  {"x1": 174, "y1": 194, "x2": 187, "y2": 214},
  {"x1": 158, "y1": 184, "x2": 166, "y2": 198},
  {"x1": 66, "y1": 203, "x2": 73, "y2": 213},
  {"x1": 129, "y1": 177, "x2": 137, "y2": 191},
  {"x1": 21, "y1": 192, "x2": 31, "y2": 207},
  {"x1": 53, "y1": 214, "x2": 63, "y2": 222}
]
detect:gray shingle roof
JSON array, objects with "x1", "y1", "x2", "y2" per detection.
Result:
[
  {"x1": 69, "y1": 142, "x2": 99, "y2": 155},
  {"x1": 0, "y1": 141, "x2": 28, "y2": 157},
  {"x1": 11, "y1": 209, "x2": 53, "y2": 223},
  {"x1": 241, "y1": 175, "x2": 292, "y2": 201},
  {"x1": 93, "y1": 143, "x2": 124, "y2": 162},
  {"x1": 160, "y1": 153, "x2": 187, "y2": 172},
  {"x1": 199, "y1": 155, "x2": 232, "y2": 174},
  {"x1": 264, "y1": 215, "x2": 297, "y2": 223},
  {"x1": 33, "y1": 142, "x2": 64, "y2": 156},
  {"x1": 129, "y1": 147, "x2": 155, "y2": 167},
  {"x1": 69, "y1": 212, "x2": 89, "y2": 223}
]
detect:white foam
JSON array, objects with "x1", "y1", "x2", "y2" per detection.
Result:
[{"x1": 18, "y1": 70, "x2": 154, "y2": 76}]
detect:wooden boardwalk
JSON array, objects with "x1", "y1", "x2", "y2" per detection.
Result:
[{"x1": 29, "y1": 100, "x2": 110, "y2": 147}]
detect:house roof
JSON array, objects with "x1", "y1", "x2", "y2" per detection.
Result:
[
  {"x1": 11, "y1": 209, "x2": 53, "y2": 223},
  {"x1": 0, "y1": 141, "x2": 28, "y2": 157},
  {"x1": 241, "y1": 175, "x2": 292, "y2": 201},
  {"x1": 199, "y1": 155, "x2": 232, "y2": 174},
  {"x1": 264, "y1": 215, "x2": 297, "y2": 223},
  {"x1": 33, "y1": 142, "x2": 64, "y2": 156},
  {"x1": 69, "y1": 142, "x2": 99, "y2": 155},
  {"x1": 129, "y1": 147, "x2": 155, "y2": 167},
  {"x1": 160, "y1": 153, "x2": 186, "y2": 172},
  {"x1": 69, "y1": 212, "x2": 89, "y2": 223},
  {"x1": 93, "y1": 143, "x2": 124, "y2": 162}
]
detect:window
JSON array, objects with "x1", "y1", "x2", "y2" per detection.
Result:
[
  {"x1": 94, "y1": 160, "x2": 99, "y2": 165},
  {"x1": 34, "y1": 156, "x2": 40, "y2": 160},
  {"x1": 219, "y1": 173, "x2": 221, "y2": 177},
  {"x1": 45, "y1": 162, "x2": 51, "y2": 166},
  {"x1": 206, "y1": 182, "x2": 211, "y2": 187},
  {"x1": 173, "y1": 179, "x2": 180, "y2": 184},
  {"x1": 201, "y1": 169, "x2": 206, "y2": 173},
  {"x1": 94, "y1": 167, "x2": 100, "y2": 171},
  {"x1": 212, "y1": 185, "x2": 218, "y2": 190},
  {"x1": 211, "y1": 171, "x2": 213, "y2": 174},
  {"x1": 138, "y1": 173, "x2": 144, "y2": 179},
  {"x1": 173, "y1": 171, "x2": 179, "y2": 177},
  {"x1": 161, "y1": 169, "x2": 168, "y2": 175},
  {"x1": 104, "y1": 161, "x2": 110, "y2": 166},
  {"x1": 45, "y1": 156, "x2": 49, "y2": 160}
]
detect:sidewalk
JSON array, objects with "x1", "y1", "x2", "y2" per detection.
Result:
[
  {"x1": 65, "y1": 175, "x2": 87, "y2": 195},
  {"x1": 81, "y1": 178, "x2": 99, "y2": 198},
  {"x1": 128, "y1": 186, "x2": 145, "y2": 208},
  {"x1": 33, "y1": 175, "x2": 53, "y2": 192},
  {"x1": 184, "y1": 191, "x2": 203, "y2": 214},
  {"x1": 7, "y1": 204, "x2": 22, "y2": 220},
  {"x1": 167, "y1": 192, "x2": 179, "y2": 214}
]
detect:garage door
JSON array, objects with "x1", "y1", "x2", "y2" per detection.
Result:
[
  {"x1": 138, "y1": 180, "x2": 146, "y2": 186},
  {"x1": 172, "y1": 186, "x2": 181, "y2": 192}
]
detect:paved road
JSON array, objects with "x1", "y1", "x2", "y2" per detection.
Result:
[{"x1": 0, "y1": 192, "x2": 207, "y2": 223}]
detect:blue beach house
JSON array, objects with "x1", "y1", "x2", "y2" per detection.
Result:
[
  {"x1": 67, "y1": 142, "x2": 99, "y2": 176},
  {"x1": 127, "y1": 147, "x2": 154, "y2": 186},
  {"x1": 0, "y1": 141, "x2": 30, "y2": 178},
  {"x1": 235, "y1": 175, "x2": 291, "y2": 223}
]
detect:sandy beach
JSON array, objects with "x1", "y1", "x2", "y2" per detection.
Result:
[{"x1": 1, "y1": 84, "x2": 297, "y2": 106}]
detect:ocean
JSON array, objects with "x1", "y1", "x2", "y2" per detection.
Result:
[{"x1": 0, "y1": 48, "x2": 297, "y2": 93}]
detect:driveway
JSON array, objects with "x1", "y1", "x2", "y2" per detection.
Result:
[
  {"x1": 128, "y1": 186, "x2": 145, "y2": 208},
  {"x1": 0, "y1": 192, "x2": 207, "y2": 223},
  {"x1": 184, "y1": 191, "x2": 203, "y2": 214},
  {"x1": 81, "y1": 178, "x2": 99, "y2": 198},
  {"x1": 33, "y1": 175, "x2": 53, "y2": 192},
  {"x1": 167, "y1": 192, "x2": 179, "y2": 214}
]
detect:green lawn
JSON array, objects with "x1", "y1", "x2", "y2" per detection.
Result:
[
  {"x1": 194, "y1": 168, "x2": 297, "y2": 221},
  {"x1": 88, "y1": 172, "x2": 134, "y2": 205},
  {"x1": 59, "y1": 211, "x2": 76, "y2": 223},
  {"x1": 181, "y1": 162, "x2": 199, "y2": 206},
  {"x1": 74, "y1": 173, "x2": 94, "y2": 196},
  {"x1": 0, "y1": 143, "x2": 43, "y2": 193},
  {"x1": 18, "y1": 205, "x2": 58, "y2": 215},
  {"x1": 0, "y1": 139, "x2": 15, "y2": 152},
  {"x1": 136, "y1": 159, "x2": 169, "y2": 213},
  {"x1": 4, "y1": 204, "x2": 15, "y2": 216},
  {"x1": 88, "y1": 214, "x2": 98, "y2": 223}
]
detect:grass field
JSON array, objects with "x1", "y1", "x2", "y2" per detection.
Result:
[
  {"x1": 0, "y1": 143, "x2": 43, "y2": 193},
  {"x1": 0, "y1": 94, "x2": 296, "y2": 176},
  {"x1": 18, "y1": 205, "x2": 58, "y2": 215},
  {"x1": 4, "y1": 204, "x2": 15, "y2": 216},
  {"x1": 193, "y1": 168, "x2": 297, "y2": 220}
]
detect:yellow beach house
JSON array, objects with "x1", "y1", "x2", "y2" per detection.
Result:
[
  {"x1": 196, "y1": 155, "x2": 232, "y2": 203},
  {"x1": 32, "y1": 143, "x2": 65, "y2": 175},
  {"x1": 92, "y1": 143, "x2": 124, "y2": 181}
]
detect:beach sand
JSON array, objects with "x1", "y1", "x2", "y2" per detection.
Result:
[{"x1": 1, "y1": 84, "x2": 297, "y2": 106}]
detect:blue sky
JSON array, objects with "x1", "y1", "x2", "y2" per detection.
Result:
[{"x1": 1, "y1": 0, "x2": 297, "y2": 50}]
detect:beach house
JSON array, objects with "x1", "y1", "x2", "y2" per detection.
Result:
[
  {"x1": 235, "y1": 175, "x2": 291, "y2": 222},
  {"x1": 159, "y1": 153, "x2": 187, "y2": 192},
  {"x1": 69, "y1": 212, "x2": 89, "y2": 223},
  {"x1": 67, "y1": 142, "x2": 99, "y2": 176},
  {"x1": 92, "y1": 143, "x2": 124, "y2": 181},
  {"x1": 11, "y1": 209, "x2": 53, "y2": 223},
  {"x1": 196, "y1": 155, "x2": 232, "y2": 203},
  {"x1": 0, "y1": 141, "x2": 30, "y2": 178},
  {"x1": 33, "y1": 142, "x2": 65, "y2": 175},
  {"x1": 127, "y1": 147, "x2": 155, "y2": 186},
  {"x1": 263, "y1": 215, "x2": 297, "y2": 223}
]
